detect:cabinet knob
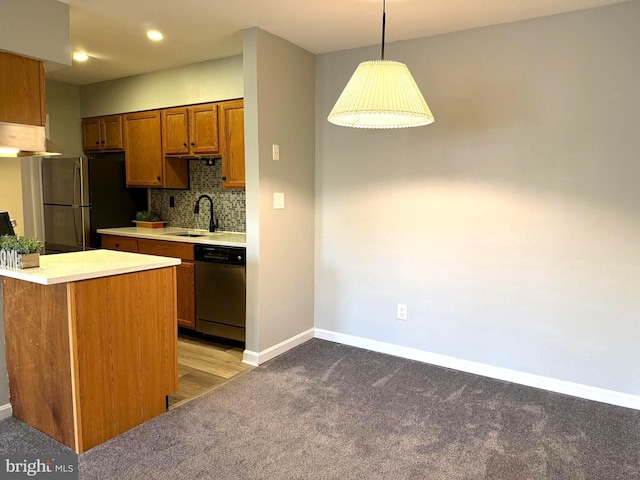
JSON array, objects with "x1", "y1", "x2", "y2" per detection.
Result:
[
  {"x1": 222, "y1": 176, "x2": 227, "y2": 181},
  {"x1": 191, "y1": 142, "x2": 195, "y2": 146},
  {"x1": 183, "y1": 143, "x2": 188, "y2": 147},
  {"x1": 115, "y1": 243, "x2": 120, "y2": 248},
  {"x1": 157, "y1": 176, "x2": 161, "y2": 181},
  {"x1": 101, "y1": 140, "x2": 105, "y2": 144},
  {"x1": 95, "y1": 141, "x2": 99, "y2": 145}
]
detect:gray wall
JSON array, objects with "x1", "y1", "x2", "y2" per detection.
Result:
[
  {"x1": 244, "y1": 28, "x2": 316, "y2": 355},
  {"x1": 80, "y1": 56, "x2": 243, "y2": 117},
  {"x1": 0, "y1": 0, "x2": 70, "y2": 66},
  {"x1": 315, "y1": 2, "x2": 640, "y2": 395},
  {"x1": 46, "y1": 80, "x2": 84, "y2": 158}
]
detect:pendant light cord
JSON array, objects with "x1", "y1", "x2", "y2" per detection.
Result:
[{"x1": 381, "y1": 0, "x2": 386, "y2": 60}]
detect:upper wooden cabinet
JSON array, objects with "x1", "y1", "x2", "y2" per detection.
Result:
[
  {"x1": 82, "y1": 115, "x2": 124, "y2": 152},
  {"x1": 0, "y1": 51, "x2": 45, "y2": 126},
  {"x1": 220, "y1": 99, "x2": 245, "y2": 189},
  {"x1": 123, "y1": 111, "x2": 163, "y2": 187},
  {"x1": 82, "y1": 99, "x2": 243, "y2": 190},
  {"x1": 124, "y1": 110, "x2": 189, "y2": 189},
  {"x1": 162, "y1": 103, "x2": 219, "y2": 157}
]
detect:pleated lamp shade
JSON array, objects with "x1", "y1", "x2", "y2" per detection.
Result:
[{"x1": 327, "y1": 60, "x2": 434, "y2": 129}]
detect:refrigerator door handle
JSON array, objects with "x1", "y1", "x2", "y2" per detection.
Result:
[{"x1": 73, "y1": 160, "x2": 81, "y2": 206}]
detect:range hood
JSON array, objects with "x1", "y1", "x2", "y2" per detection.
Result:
[{"x1": 0, "y1": 121, "x2": 63, "y2": 157}]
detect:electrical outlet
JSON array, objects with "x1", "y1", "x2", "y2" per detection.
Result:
[
  {"x1": 272, "y1": 144, "x2": 280, "y2": 161},
  {"x1": 397, "y1": 303, "x2": 408, "y2": 321},
  {"x1": 273, "y1": 192, "x2": 285, "y2": 209}
]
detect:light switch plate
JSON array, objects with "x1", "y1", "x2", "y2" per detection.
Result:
[
  {"x1": 272, "y1": 144, "x2": 280, "y2": 161},
  {"x1": 273, "y1": 192, "x2": 285, "y2": 209}
]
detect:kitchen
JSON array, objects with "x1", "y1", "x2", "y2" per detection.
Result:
[
  {"x1": 1, "y1": 0, "x2": 317, "y2": 432},
  {"x1": 4, "y1": 0, "x2": 637, "y2": 466},
  {"x1": 5, "y1": 57, "x2": 251, "y2": 407}
]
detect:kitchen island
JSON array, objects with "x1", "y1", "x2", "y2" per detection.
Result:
[{"x1": 0, "y1": 249, "x2": 181, "y2": 453}]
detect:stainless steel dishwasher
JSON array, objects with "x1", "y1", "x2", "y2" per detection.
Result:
[{"x1": 194, "y1": 245, "x2": 246, "y2": 343}]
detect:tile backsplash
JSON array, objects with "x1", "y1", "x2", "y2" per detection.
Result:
[{"x1": 150, "y1": 159, "x2": 246, "y2": 232}]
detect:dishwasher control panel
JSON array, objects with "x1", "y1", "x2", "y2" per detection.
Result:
[{"x1": 194, "y1": 245, "x2": 245, "y2": 265}]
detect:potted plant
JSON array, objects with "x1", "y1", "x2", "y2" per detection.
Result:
[
  {"x1": 133, "y1": 210, "x2": 167, "y2": 228},
  {"x1": 0, "y1": 235, "x2": 44, "y2": 269}
]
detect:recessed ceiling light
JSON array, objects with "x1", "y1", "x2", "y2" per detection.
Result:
[
  {"x1": 73, "y1": 52, "x2": 89, "y2": 62},
  {"x1": 147, "y1": 30, "x2": 163, "y2": 41}
]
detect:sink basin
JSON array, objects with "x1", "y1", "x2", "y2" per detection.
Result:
[{"x1": 172, "y1": 233, "x2": 205, "y2": 237}]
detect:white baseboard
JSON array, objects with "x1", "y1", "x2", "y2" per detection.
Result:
[
  {"x1": 243, "y1": 327, "x2": 315, "y2": 366},
  {"x1": 315, "y1": 328, "x2": 640, "y2": 411},
  {"x1": 0, "y1": 403, "x2": 11, "y2": 420}
]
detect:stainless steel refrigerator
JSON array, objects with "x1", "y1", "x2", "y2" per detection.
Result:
[{"x1": 42, "y1": 155, "x2": 147, "y2": 253}]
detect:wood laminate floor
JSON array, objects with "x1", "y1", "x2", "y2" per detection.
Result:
[{"x1": 168, "y1": 334, "x2": 250, "y2": 409}]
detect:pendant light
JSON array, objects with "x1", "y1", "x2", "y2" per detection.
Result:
[{"x1": 327, "y1": 0, "x2": 434, "y2": 129}]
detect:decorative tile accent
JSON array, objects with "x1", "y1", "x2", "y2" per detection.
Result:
[{"x1": 150, "y1": 159, "x2": 246, "y2": 232}]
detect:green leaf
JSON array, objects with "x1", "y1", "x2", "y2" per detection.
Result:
[{"x1": 0, "y1": 235, "x2": 44, "y2": 254}]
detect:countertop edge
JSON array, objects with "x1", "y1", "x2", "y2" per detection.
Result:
[
  {"x1": 0, "y1": 251, "x2": 181, "y2": 285},
  {"x1": 97, "y1": 227, "x2": 247, "y2": 247}
]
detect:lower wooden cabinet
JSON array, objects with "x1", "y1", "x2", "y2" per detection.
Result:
[
  {"x1": 175, "y1": 262, "x2": 195, "y2": 329},
  {"x1": 101, "y1": 234, "x2": 138, "y2": 252},
  {"x1": 101, "y1": 235, "x2": 196, "y2": 329}
]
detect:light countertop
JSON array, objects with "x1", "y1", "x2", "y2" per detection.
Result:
[
  {"x1": 97, "y1": 227, "x2": 246, "y2": 247},
  {"x1": 0, "y1": 249, "x2": 180, "y2": 285}
]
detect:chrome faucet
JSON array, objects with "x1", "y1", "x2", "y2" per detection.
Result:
[{"x1": 194, "y1": 194, "x2": 219, "y2": 232}]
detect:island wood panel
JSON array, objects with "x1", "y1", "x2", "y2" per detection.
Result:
[
  {"x1": 69, "y1": 267, "x2": 178, "y2": 452},
  {"x1": 2, "y1": 267, "x2": 178, "y2": 453},
  {"x1": 2, "y1": 278, "x2": 75, "y2": 448}
]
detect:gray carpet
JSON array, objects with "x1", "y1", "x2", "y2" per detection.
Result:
[{"x1": 1, "y1": 339, "x2": 640, "y2": 479}]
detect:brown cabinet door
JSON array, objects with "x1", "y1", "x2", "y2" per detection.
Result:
[
  {"x1": 124, "y1": 111, "x2": 163, "y2": 187},
  {"x1": 162, "y1": 107, "x2": 190, "y2": 155},
  {"x1": 82, "y1": 117, "x2": 102, "y2": 151},
  {"x1": 137, "y1": 239, "x2": 194, "y2": 260},
  {"x1": 176, "y1": 261, "x2": 196, "y2": 329},
  {"x1": 190, "y1": 103, "x2": 219, "y2": 155},
  {"x1": 220, "y1": 100, "x2": 245, "y2": 189},
  {"x1": 83, "y1": 116, "x2": 124, "y2": 152},
  {"x1": 101, "y1": 235, "x2": 138, "y2": 252},
  {"x1": 136, "y1": 239, "x2": 195, "y2": 329},
  {"x1": 101, "y1": 115, "x2": 124, "y2": 151},
  {"x1": 0, "y1": 52, "x2": 45, "y2": 126}
]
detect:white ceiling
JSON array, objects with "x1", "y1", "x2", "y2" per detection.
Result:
[{"x1": 47, "y1": 0, "x2": 630, "y2": 85}]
